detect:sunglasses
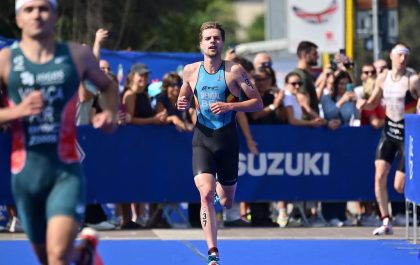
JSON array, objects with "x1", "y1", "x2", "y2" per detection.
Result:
[
  {"x1": 363, "y1": 70, "x2": 376, "y2": 75},
  {"x1": 377, "y1": 66, "x2": 387, "y2": 73},
  {"x1": 168, "y1": 82, "x2": 181, "y2": 87},
  {"x1": 289, "y1": 81, "x2": 303, "y2": 87},
  {"x1": 261, "y1": 62, "x2": 272, "y2": 68},
  {"x1": 254, "y1": 76, "x2": 270, "y2": 81}
]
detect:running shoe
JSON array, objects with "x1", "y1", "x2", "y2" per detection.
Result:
[
  {"x1": 8, "y1": 217, "x2": 23, "y2": 233},
  {"x1": 208, "y1": 255, "x2": 220, "y2": 265},
  {"x1": 277, "y1": 213, "x2": 288, "y2": 228},
  {"x1": 372, "y1": 224, "x2": 393, "y2": 235},
  {"x1": 78, "y1": 227, "x2": 104, "y2": 265}
]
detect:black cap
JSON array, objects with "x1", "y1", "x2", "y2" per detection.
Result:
[{"x1": 130, "y1": 63, "x2": 150, "y2": 74}]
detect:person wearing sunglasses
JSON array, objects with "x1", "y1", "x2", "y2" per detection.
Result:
[
  {"x1": 253, "y1": 52, "x2": 272, "y2": 70},
  {"x1": 321, "y1": 71, "x2": 360, "y2": 129},
  {"x1": 354, "y1": 64, "x2": 376, "y2": 100},
  {"x1": 373, "y1": 59, "x2": 388, "y2": 75},
  {"x1": 284, "y1": 72, "x2": 326, "y2": 127},
  {"x1": 354, "y1": 64, "x2": 385, "y2": 129},
  {"x1": 293, "y1": 41, "x2": 321, "y2": 121},
  {"x1": 246, "y1": 66, "x2": 286, "y2": 228},
  {"x1": 248, "y1": 66, "x2": 286, "y2": 125},
  {"x1": 351, "y1": 64, "x2": 385, "y2": 227},
  {"x1": 156, "y1": 71, "x2": 194, "y2": 132},
  {"x1": 355, "y1": 63, "x2": 377, "y2": 99}
]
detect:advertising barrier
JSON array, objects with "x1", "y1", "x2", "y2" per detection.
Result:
[
  {"x1": 0, "y1": 125, "x2": 404, "y2": 204},
  {"x1": 405, "y1": 114, "x2": 420, "y2": 204},
  {"x1": 404, "y1": 114, "x2": 419, "y2": 243}
]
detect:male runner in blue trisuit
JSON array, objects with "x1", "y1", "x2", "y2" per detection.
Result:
[{"x1": 178, "y1": 21, "x2": 263, "y2": 265}]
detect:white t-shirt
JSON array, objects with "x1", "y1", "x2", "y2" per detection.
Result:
[
  {"x1": 284, "y1": 90, "x2": 302, "y2": 119},
  {"x1": 354, "y1": 85, "x2": 364, "y2": 99},
  {"x1": 76, "y1": 81, "x2": 98, "y2": 126}
]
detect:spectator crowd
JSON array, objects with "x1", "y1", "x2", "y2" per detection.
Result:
[{"x1": 1, "y1": 28, "x2": 419, "y2": 233}]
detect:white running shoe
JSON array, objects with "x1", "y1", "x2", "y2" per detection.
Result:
[
  {"x1": 372, "y1": 224, "x2": 393, "y2": 235},
  {"x1": 277, "y1": 213, "x2": 288, "y2": 228},
  {"x1": 8, "y1": 217, "x2": 23, "y2": 233}
]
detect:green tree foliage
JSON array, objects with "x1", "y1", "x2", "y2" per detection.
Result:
[
  {"x1": 0, "y1": 0, "x2": 238, "y2": 52},
  {"x1": 398, "y1": 2, "x2": 420, "y2": 70},
  {"x1": 190, "y1": 0, "x2": 239, "y2": 49},
  {"x1": 245, "y1": 13, "x2": 265, "y2": 42},
  {"x1": 354, "y1": 0, "x2": 419, "y2": 83},
  {"x1": 0, "y1": 0, "x2": 19, "y2": 38}
]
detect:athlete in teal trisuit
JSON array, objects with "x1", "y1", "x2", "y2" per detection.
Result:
[
  {"x1": 0, "y1": 1, "x2": 118, "y2": 264},
  {"x1": 177, "y1": 21, "x2": 263, "y2": 265}
]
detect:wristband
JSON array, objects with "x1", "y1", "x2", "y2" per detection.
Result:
[{"x1": 268, "y1": 104, "x2": 276, "y2": 111}]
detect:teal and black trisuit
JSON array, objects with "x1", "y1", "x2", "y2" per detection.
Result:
[
  {"x1": 192, "y1": 61, "x2": 239, "y2": 186},
  {"x1": 5, "y1": 42, "x2": 85, "y2": 243}
]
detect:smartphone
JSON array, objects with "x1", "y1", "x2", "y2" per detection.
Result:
[
  {"x1": 330, "y1": 60, "x2": 338, "y2": 71},
  {"x1": 346, "y1": 83, "x2": 354, "y2": 92}
]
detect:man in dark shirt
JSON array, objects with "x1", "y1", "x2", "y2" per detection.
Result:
[{"x1": 293, "y1": 41, "x2": 320, "y2": 120}]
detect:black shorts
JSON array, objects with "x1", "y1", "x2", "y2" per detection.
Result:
[
  {"x1": 375, "y1": 131, "x2": 405, "y2": 172},
  {"x1": 192, "y1": 122, "x2": 239, "y2": 186}
]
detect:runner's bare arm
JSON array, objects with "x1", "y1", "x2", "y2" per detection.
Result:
[
  {"x1": 409, "y1": 74, "x2": 420, "y2": 99},
  {"x1": 0, "y1": 87, "x2": 44, "y2": 124},
  {"x1": 0, "y1": 48, "x2": 44, "y2": 123},
  {"x1": 210, "y1": 63, "x2": 262, "y2": 115},
  {"x1": 177, "y1": 64, "x2": 195, "y2": 111},
  {"x1": 92, "y1": 28, "x2": 108, "y2": 60},
  {"x1": 230, "y1": 64, "x2": 263, "y2": 112}
]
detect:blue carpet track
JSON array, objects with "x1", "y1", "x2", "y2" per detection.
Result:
[{"x1": 0, "y1": 239, "x2": 419, "y2": 265}]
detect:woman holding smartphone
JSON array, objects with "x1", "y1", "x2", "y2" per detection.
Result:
[{"x1": 320, "y1": 71, "x2": 360, "y2": 126}]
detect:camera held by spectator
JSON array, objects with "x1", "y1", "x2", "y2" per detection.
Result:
[{"x1": 330, "y1": 49, "x2": 354, "y2": 72}]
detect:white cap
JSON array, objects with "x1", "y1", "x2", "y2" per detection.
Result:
[{"x1": 15, "y1": 0, "x2": 57, "y2": 12}]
